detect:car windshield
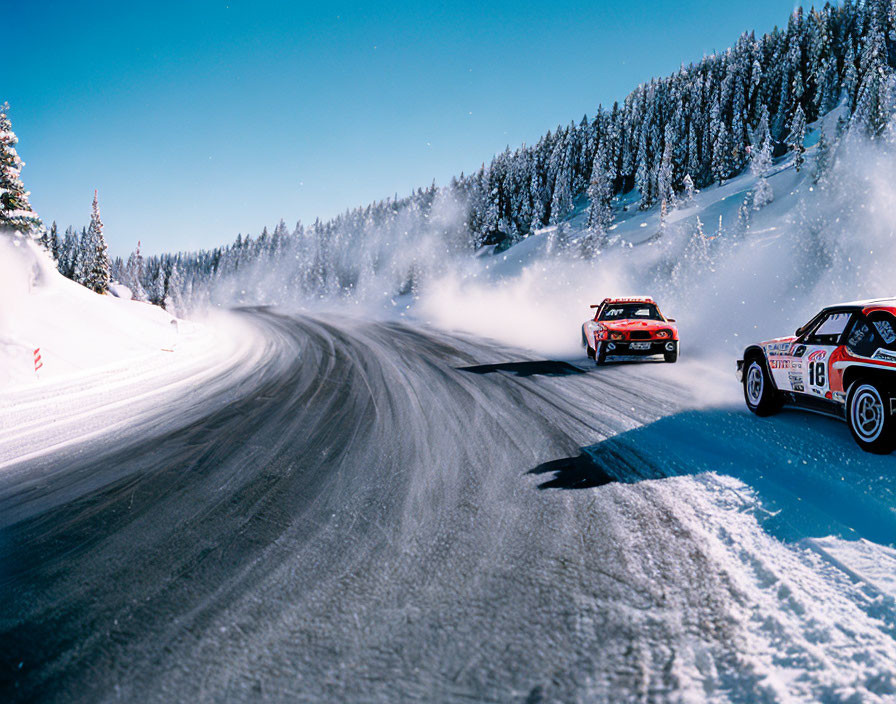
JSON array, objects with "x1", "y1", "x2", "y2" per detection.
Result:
[{"x1": 599, "y1": 304, "x2": 662, "y2": 321}]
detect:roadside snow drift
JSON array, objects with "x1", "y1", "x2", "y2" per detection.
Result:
[
  {"x1": 0, "y1": 229, "x2": 268, "y2": 468},
  {"x1": 0, "y1": 230, "x2": 181, "y2": 388}
]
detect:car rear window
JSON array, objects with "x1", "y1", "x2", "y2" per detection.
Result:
[{"x1": 846, "y1": 312, "x2": 896, "y2": 357}]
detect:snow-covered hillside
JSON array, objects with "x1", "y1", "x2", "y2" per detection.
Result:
[
  {"x1": 419, "y1": 107, "x2": 896, "y2": 361},
  {"x1": 0, "y1": 230, "x2": 186, "y2": 388},
  {"x1": 0, "y1": 229, "x2": 270, "y2": 468}
]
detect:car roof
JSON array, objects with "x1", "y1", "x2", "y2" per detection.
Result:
[
  {"x1": 821, "y1": 297, "x2": 896, "y2": 315},
  {"x1": 601, "y1": 296, "x2": 657, "y2": 305}
]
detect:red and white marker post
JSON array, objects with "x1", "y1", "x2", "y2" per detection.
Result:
[{"x1": 34, "y1": 348, "x2": 43, "y2": 378}]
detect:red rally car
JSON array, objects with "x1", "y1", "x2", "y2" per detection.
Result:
[
  {"x1": 738, "y1": 298, "x2": 896, "y2": 454},
  {"x1": 582, "y1": 297, "x2": 679, "y2": 365}
]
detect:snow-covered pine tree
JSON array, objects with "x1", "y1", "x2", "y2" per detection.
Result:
[
  {"x1": 0, "y1": 103, "x2": 42, "y2": 236},
  {"x1": 681, "y1": 174, "x2": 697, "y2": 204},
  {"x1": 74, "y1": 226, "x2": 93, "y2": 286},
  {"x1": 843, "y1": 42, "x2": 859, "y2": 112},
  {"x1": 583, "y1": 141, "x2": 614, "y2": 254},
  {"x1": 548, "y1": 134, "x2": 574, "y2": 224},
  {"x1": 83, "y1": 191, "x2": 111, "y2": 294},
  {"x1": 165, "y1": 263, "x2": 184, "y2": 317},
  {"x1": 789, "y1": 104, "x2": 807, "y2": 171},
  {"x1": 657, "y1": 126, "x2": 676, "y2": 215},
  {"x1": 272, "y1": 219, "x2": 289, "y2": 257},
  {"x1": 58, "y1": 226, "x2": 78, "y2": 279},
  {"x1": 528, "y1": 153, "x2": 547, "y2": 230},
  {"x1": 712, "y1": 121, "x2": 731, "y2": 185},
  {"x1": 124, "y1": 241, "x2": 148, "y2": 301},
  {"x1": 47, "y1": 221, "x2": 59, "y2": 262},
  {"x1": 813, "y1": 130, "x2": 831, "y2": 183},
  {"x1": 851, "y1": 12, "x2": 891, "y2": 138},
  {"x1": 150, "y1": 266, "x2": 166, "y2": 305},
  {"x1": 751, "y1": 107, "x2": 774, "y2": 209}
]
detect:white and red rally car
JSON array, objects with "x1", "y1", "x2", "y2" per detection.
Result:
[
  {"x1": 738, "y1": 298, "x2": 896, "y2": 453},
  {"x1": 582, "y1": 297, "x2": 679, "y2": 365}
]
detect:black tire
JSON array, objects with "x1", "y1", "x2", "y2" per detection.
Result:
[
  {"x1": 743, "y1": 356, "x2": 781, "y2": 416},
  {"x1": 664, "y1": 344, "x2": 678, "y2": 363},
  {"x1": 846, "y1": 381, "x2": 896, "y2": 454},
  {"x1": 594, "y1": 342, "x2": 607, "y2": 366}
]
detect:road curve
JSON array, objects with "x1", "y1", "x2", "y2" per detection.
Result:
[{"x1": 2, "y1": 309, "x2": 893, "y2": 702}]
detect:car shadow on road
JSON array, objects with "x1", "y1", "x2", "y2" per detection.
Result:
[
  {"x1": 528, "y1": 453, "x2": 615, "y2": 489},
  {"x1": 528, "y1": 407, "x2": 896, "y2": 545},
  {"x1": 457, "y1": 361, "x2": 585, "y2": 377}
]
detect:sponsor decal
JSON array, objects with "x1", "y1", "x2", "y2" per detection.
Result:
[
  {"x1": 872, "y1": 348, "x2": 896, "y2": 364},
  {"x1": 874, "y1": 320, "x2": 896, "y2": 345},
  {"x1": 770, "y1": 359, "x2": 791, "y2": 370},
  {"x1": 807, "y1": 349, "x2": 828, "y2": 362},
  {"x1": 788, "y1": 372, "x2": 804, "y2": 392},
  {"x1": 766, "y1": 341, "x2": 792, "y2": 355},
  {"x1": 793, "y1": 345, "x2": 807, "y2": 357}
]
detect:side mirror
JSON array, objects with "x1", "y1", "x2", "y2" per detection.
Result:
[{"x1": 666, "y1": 318, "x2": 676, "y2": 323}]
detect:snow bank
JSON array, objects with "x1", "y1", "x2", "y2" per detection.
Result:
[
  {"x1": 806, "y1": 536, "x2": 896, "y2": 602},
  {"x1": 0, "y1": 230, "x2": 181, "y2": 389}
]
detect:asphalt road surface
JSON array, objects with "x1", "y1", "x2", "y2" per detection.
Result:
[{"x1": 2, "y1": 309, "x2": 894, "y2": 702}]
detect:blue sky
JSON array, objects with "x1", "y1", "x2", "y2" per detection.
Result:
[{"x1": 8, "y1": 0, "x2": 799, "y2": 256}]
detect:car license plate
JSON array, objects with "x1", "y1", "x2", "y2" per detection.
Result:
[{"x1": 630, "y1": 342, "x2": 651, "y2": 350}]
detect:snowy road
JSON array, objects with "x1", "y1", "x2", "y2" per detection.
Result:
[{"x1": 2, "y1": 309, "x2": 895, "y2": 702}]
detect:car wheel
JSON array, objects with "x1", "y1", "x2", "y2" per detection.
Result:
[
  {"x1": 664, "y1": 346, "x2": 678, "y2": 363},
  {"x1": 846, "y1": 381, "x2": 896, "y2": 454},
  {"x1": 743, "y1": 357, "x2": 780, "y2": 416},
  {"x1": 595, "y1": 343, "x2": 607, "y2": 366}
]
